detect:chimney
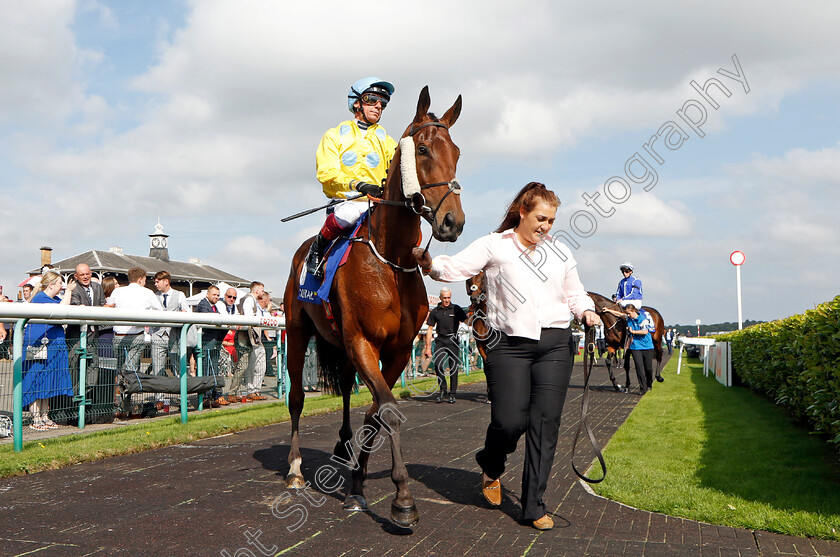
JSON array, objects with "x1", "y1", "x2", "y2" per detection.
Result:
[{"x1": 40, "y1": 246, "x2": 52, "y2": 267}]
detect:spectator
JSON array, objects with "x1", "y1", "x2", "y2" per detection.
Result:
[
  {"x1": 259, "y1": 293, "x2": 278, "y2": 378},
  {"x1": 218, "y1": 288, "x2": 239, "y2": 380},
  {"x1": 424, "y1": 287, "x2": 467, "y2": 403},
  {"x1": 615, "y1": 262, "x2": 643, "y2": 308},
  {"x1": 152, "y1": 271, "x2": 188, "y2": 380},
  {"x1": 222, "y1": 288, "x2": 238, "y2": 315},
  {"x1": 194, "y1": 285, "x2": 228, "y2": 407},
  {"x1": 66, "y1": 263, "x2": 106, "y2": 411},
  {"x1": 23, "y1": 271, "x2": 75, "y2": 430},
  {"x1": 110, "y1": 268, "x2": 163, "y2": 389},
  {"x1": 595, "y1": 324, "x2": 607, "y2": 359},
  {"x1": 221, "y1": 329, "x2": 237, "y2": 377},
  {"x1": 306, "y1": 76, "x2": 397, "y2": 278},
  {"x1": 229, "y1": 282, "x2": 267, "y2": 402},
  {"x1": 102, "y1": 276, "x2": 119, "y2": 306},
  {"x1": 0, "y1": 297, "x2": 10, "y2": 360},
  {"x1": 22, "y1": 284, "x2": 34, "y2": 302},
  {"x1": 665, "y1": 328, "x2": 674, "y2": 354},
  {"x1": 624, "y1": 304, "x2": 656, "y2": 394},
  {"x1": 413, "y1": 182, "x2": 601, "y2": 531}
]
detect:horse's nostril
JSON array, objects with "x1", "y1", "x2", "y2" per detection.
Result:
[{"x1": 442, "y1": 212, "x2": 455, "y2": 229}]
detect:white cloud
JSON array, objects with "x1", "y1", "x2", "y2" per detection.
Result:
[{"x1": 1, "y1": 0, "x2": 840, "y2": 325}]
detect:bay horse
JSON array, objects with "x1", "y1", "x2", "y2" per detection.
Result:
[
  {"x1": 466, "y1": 271, "x2": 489, "y2": 361},
  {"x1": 282, "y1": 87, "x2": 464, "y2": 528},
  {"x1": 587, "y1": 292, "x2": 666, "y2": 391}
]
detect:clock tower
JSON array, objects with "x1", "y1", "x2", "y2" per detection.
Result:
[{"x1": 149, "y1": 218, "x2": 171, "y2": 261}]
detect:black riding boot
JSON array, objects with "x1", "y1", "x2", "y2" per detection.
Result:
[{"x1": 306, "y1": 233, "x2": 329, "y2": 278}]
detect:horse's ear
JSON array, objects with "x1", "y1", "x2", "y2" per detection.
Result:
[
  {"x1": 440, "y1": 94, "x2": 462, "y2": 128},
  {"x1": 414, "y1": 86, "x2": 431, "y2": 123}
]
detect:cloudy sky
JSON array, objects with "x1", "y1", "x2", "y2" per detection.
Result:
[{"x1": 1, "y1": 0, "x2": 838, "y2": 326}]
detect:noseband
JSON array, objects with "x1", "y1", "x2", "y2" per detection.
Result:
[{"x1": 371, "y1": 120, "x2": 461, "y2": 218}]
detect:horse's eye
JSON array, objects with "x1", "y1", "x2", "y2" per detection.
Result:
[
  {"x1": 470, "y1": 285, "x2": 478, "y2": 291},
  {"x1": 418, "y1": 144, "x2": 428, "y2": 156}
]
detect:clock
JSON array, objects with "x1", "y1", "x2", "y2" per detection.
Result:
[{"x1": 152, "y1": 237, "x2": 162, "y2": 248}]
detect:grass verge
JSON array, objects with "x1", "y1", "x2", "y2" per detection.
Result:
[
  {"x1": 590, "y1": 358, "x2": 840, "y2": 540},
  {"x1": 0, "y1": 370, "x2": 485, "y2": 479}
]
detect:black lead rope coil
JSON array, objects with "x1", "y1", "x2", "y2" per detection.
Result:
[{"x1": 571, "y1": 325, "x2": 607, "y2": 483}]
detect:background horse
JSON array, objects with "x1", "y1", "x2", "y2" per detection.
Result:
[
  {"x1": 466, "y1": 271, "x2": 489, "y2": 361},
  {"x1": 587, "y1": 292, "x2": 666, "y2": 391},
  {"x1": 283, "y1": 87, "x2": 464, "y2": 528}
]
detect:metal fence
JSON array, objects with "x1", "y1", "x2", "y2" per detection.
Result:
[{"x1": 0, "y1": 304, "x2": 484, "y2": 452}]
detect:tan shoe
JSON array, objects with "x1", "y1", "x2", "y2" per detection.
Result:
[
  {"x1": 481, "y1": 476, "x2": 502, "y2": 506},
  {"x1": 532, "y1": 514, "x2": 554, "y2": 530},
  {"x1": 250, "y1": 393, "x2": 267, "y2": 401}
]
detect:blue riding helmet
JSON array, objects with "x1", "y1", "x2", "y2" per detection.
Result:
[{"x1": 348, "y1": 77, "x2": 395, "y2": 113}]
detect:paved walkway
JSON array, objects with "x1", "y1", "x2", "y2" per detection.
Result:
[{"x1": 1, "y1": 361, "x2": 838, "y2": 556}]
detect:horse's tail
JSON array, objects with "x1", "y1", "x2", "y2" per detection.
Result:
[{"x1": 314, "y1": 335, "x2": 346, "y2": 396}]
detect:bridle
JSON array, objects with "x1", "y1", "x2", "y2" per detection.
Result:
[
  {"x1": 365, "y1": 119, "x2": 461, "y2": 257},
  {"x1": 368, "y1": 121, "x2": 460, "y2": 216}
]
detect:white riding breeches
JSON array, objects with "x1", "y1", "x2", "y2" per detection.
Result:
[{"x1": 333, "y1": 200, "x2": 368, "y2": 228}]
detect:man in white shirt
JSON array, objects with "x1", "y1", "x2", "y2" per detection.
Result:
[
  {"x1": 152, "y1": 271, "x2": 188, "y2": 380},
  {"x1": 111, "y1": 267, "x2": 164, "y2": 379}
]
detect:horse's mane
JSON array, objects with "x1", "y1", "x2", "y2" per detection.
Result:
[{"x1": 587, "y1": 291, "x2": 622, "y2": 313}]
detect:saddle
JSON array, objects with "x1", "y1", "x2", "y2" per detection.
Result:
[{"x1": 297, "y1": 212, "x2": 368, "y2": 305}]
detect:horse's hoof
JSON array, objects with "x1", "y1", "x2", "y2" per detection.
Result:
[
  {"x1": 285, "y1": 474, "x2": 305, "y2": 489},
  {"x1": 391, "y1": 502, "x2": 419, "y2": 528},
  {"x1": 613, "y1": 383, "x2": 622, "y2": 392},
  {"x1": 656, "y1": 376, "x2": 664, "y2": 383},
  {"x1": 343, "y1": 494, "x2": 368, "y2": 511}
]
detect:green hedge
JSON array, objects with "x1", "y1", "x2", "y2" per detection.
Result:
[{"x1": 717, "y1": 295, "x2": 840, "y2": 451}]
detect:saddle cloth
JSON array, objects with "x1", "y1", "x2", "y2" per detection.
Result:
[{"x1": 297, "y1": 212, "x2": 368, "y2": 305}]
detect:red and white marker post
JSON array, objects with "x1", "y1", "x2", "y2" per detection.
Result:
[{"x1": 730, "y1": 251, "x2": 746, "y2": 330}]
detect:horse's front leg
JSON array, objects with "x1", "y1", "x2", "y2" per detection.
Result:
[{"x1": 380, "y1": 352, "x2": 418, "y2": 528}]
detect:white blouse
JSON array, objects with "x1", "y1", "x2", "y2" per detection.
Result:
[{"x1": 429, "y1": 229, "x2": 595, "y2": 340}]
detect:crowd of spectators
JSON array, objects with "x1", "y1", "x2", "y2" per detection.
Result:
[{"x1": 0, "y1": 265, "x2": 285, "y2": 428}]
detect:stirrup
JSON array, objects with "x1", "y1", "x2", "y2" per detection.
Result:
[
  {"x1": 305, "y1": 233, "x2": 327, "y2": 278},
  {"x1": 306, "y1": 253, "x2": 324, "y2": 278}
]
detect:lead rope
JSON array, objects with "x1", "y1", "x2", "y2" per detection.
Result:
[{"x1": 571, "y1": 325, "x2": 607, "y2": 483}]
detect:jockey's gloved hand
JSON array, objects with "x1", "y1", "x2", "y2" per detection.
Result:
[{"x1": 351, "y1": 180, "x2": 382, "y2": 197}]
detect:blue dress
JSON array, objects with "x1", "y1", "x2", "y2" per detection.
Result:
[{"x1": 22, "y1": 291, "x2": 74, "y2": 407}]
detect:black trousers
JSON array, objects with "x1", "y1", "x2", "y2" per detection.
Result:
[
  {"x1": 476, "y1": 328, "x2": 573, "y2": 521},
  {"x1": 628, "y1": 348, "x2": 653, "y2": 392},
  {"x1": 433, "y1": 338, "x2": 460, "y2": 394}
]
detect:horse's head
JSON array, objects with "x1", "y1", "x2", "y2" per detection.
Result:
[
  {"x1": 466, "y1": 271, "x2": 486, "y2": 310},
  {"x1": 396, "y1": 86, "x2": 465, "y2": 242}
]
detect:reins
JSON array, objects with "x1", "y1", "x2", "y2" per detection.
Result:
[{"x1": 571, "y1": 325, "x2": 607, "y2": 483}]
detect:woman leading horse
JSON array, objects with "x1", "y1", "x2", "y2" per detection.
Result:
[
  {"x1": 587, "y1": 292, "x2": 666, "y2": 391},
  {"x1": 283, "y1": 86, "x2": 464, "y2": 528}
]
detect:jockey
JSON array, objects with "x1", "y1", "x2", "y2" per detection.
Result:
[
  {"x1": 615, "y1": 262, "x2": 643, "y2": 308},
  {"x1": 306, "y1": 76, "x2": 398, "y2": 278}
]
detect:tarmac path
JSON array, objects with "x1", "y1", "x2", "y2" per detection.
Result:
[{"x1": 0, "y1": 358, "x2": 838, "y2": 556}]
